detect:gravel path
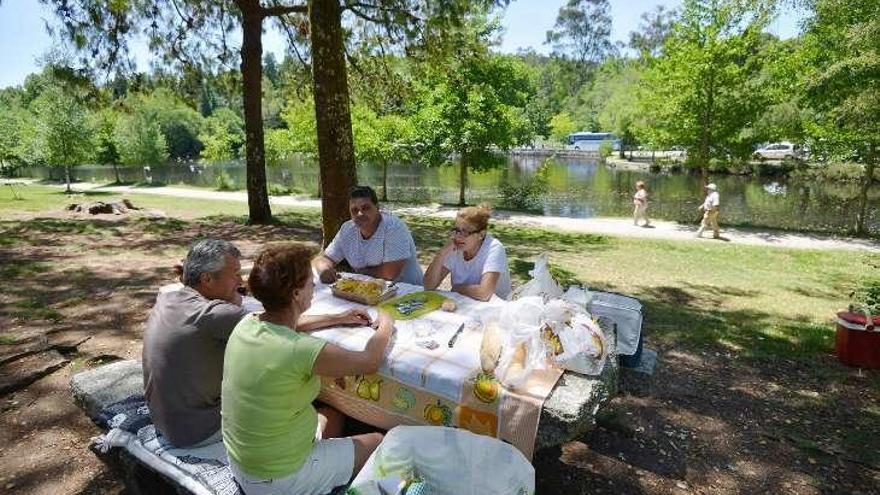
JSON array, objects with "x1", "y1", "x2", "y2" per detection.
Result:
[{"x1": 75, "y1": 183, "x2": 880, "y2": 253}]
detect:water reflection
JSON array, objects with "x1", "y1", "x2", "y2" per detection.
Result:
[{"x1": 34, "y1": 155, "x2": 878, "y2": 235}]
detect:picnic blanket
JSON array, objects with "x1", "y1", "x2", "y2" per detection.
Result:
[
  {"x1": 90, "y1": 395, "x2": 242, "y2": 495},
  {"x1": 308, "y1": 282, "x2": 564, "y2": 460}
]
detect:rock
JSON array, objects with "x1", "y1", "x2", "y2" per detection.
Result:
[
  {"x1": 0, "y1": 350, "x2": 69, "y2": 395},
  {"x1": 70, "y1": 360, "x2": 143, "y2": 421},
  {"x1": 67, "y1": 199, "x2": 140, "y2": 216},
  {"x1": 536, "y1": 356, "x2": 619, "y2": 451}
]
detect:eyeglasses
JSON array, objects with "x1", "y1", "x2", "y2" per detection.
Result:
[{"x1": 451, "y1": 227, "x2": 481, "y2": 237}]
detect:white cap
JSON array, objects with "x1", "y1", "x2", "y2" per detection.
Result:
[{"x1": 706, "y1": 183, "x2": 717, "y2": 191}]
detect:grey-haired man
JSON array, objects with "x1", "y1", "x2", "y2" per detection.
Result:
[{"x1": 143, "y1": 239, "x2": 369, "y2": 448}]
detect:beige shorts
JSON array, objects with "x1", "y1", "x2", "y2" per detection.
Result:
[{"x1": 229, "y1": 437, "x2": 355, "y2": 495}]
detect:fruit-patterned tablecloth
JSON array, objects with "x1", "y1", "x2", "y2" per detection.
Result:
[{"x1": 306, "y1": 281, "x2": 563, "y2": 460}]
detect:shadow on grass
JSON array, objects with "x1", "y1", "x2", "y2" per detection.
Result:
[{"x1": 638, "y1": 285, "x2": 832, "y2": 359}]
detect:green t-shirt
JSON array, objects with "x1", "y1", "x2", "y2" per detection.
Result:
[{"x1": 221, "y1": 314, "x2": 327, "y2": 478}]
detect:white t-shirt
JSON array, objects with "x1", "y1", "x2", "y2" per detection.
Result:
[
  {"x1": 703, "y1": 191, "x2": 720, "y2": 210},
  {"x1": 324, "y1": 212, "x2": 424, "y2": 286},
  {"x1": 442, "y1": 234, "x2": 511, "y2": 299}
]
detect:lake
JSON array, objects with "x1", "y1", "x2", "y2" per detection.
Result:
[{"x1": 33, "y1": 154, "x2": 880, "y2": 236}]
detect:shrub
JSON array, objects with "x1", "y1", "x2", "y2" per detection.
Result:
[
  {"x1": 598, "y1": 140, "x2": 614, "y2": 160},
  {"x1": 499, "y1": 161, "x2": 550, "y2": 212},
  {"x1": 267, "y1": 183, "x2": 291, "y2": 196},
  {"x1": 852, "y1": 278, "x2": 880, "y2": 315},
  {"x1": 818, "y1": 162, "x2": 867, "y2": 182},
  {"x1": 215, "y1": 171, "x2": 237, "y2": 191}
]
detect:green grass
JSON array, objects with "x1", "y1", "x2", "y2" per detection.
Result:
[{"x1": 403, "y1": 216, "x2": 875, "y2": 360}]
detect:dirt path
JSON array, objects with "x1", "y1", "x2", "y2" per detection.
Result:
[{"x1": 73, "y1": 182, "x2": 880, "y2": 253}]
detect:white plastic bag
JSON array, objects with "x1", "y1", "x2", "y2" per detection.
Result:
[
  {"x1": 494, "y1": 297, "x2": 551, "y2": 390},
  {"x1": 348, "y1": 426, "x2": 535, "y2": 495},
  {"x1": 553, "y1": 313, "x2": 609, "y2": 375},
  {"x1": 512, "y1": 254, "x2": 563, "y2": 300}
]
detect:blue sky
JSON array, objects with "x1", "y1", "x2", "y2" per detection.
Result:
[{"x1": 0, "y1": 0, "x2": 807, "y2": 89}]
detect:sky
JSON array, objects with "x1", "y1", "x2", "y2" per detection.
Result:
[{"x1": 0, "y1": 0, "x2": 807, "y2": 89}]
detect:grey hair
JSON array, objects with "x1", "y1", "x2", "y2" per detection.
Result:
[{"x1": 182, "y1": 239, "x2": 241, "y2": 288}]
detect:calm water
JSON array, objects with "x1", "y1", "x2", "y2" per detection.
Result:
[{"x1": 34, "y1": 155, "x2": 880, "y2": 235}]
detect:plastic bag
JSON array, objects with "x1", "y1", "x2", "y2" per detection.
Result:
[
  {"x1": 511, "y1": 254, "x2": 563, "y2": 300},
  {"x1": 494, "y1": 296, "x2": 551, "y2": 389},
  {"x1": 553, "y1": 313, "x2": 608, "y2": 375},
  {"x1": 493, "y1": 294, "x2": 610, "y2": 382},
  {"x1": 348, "y1": 426, "x2": 535, "y2": 495}
]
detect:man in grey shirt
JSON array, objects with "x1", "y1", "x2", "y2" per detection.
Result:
[{"x1": 144, "y1": 239, "x2": 372, "y2": 448}]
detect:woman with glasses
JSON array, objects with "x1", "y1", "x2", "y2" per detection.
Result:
[{"x1": 423, "y1": 204, "x2": 511, "y2": 300}]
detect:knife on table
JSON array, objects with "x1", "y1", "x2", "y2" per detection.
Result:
[{"x1": 447, "y1": 322, "x2": 465, "y2": 348}]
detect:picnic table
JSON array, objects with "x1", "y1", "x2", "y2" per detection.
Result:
[{"x1": 307, "y1": 278, "x2": 618, "y2": 458}]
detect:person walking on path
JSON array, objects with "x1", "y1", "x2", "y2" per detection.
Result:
[
  {"x1": 696, "y1": 183, "x2": 721, "y2": 239},
  {"x1": 633, "y1": 181, "x2": 650, "y2": 227}
]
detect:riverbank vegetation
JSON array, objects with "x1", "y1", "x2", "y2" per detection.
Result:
[{"x1": 0, "y1": 0, "x2": 877, "y2": 234}]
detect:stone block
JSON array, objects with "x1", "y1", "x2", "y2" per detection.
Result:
[{"x1": 70, "y1": 359, "x2": 143, "y2": 421}]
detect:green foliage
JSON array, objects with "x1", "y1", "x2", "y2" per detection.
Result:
[
  {"x1": 853, "y1": 279, "x2": 880, "y2": 315},
  {"x1": 87, "y1": 108, "x2": 120, "y2": 165},
  {"x1": 800, "y1": 0, "x2": 880, "y2": 235},
  {"x1": 0, "y1": 97, "x2": 32, "y2": 174},
  {"x1": 199, "y1": 108, "x2": 244, "y2": 162},
  {"x1": 280, "y1": 98, "x2": 318, "y2": 155},
  {"x1": 415, "y1": 27, "x2": 536, "y2": 204},
  {"x1": 498, "y1": 160, "x2": 550, "y2": 212},
  {"x1": 548, "y1": 112, "x2": 577, "y2": 144},
  {"x1": 352, "y1": 106, "x2": 416, "y2": 166},
  {"x1": 264, "y1": 128, "x2": 296, "y2": 165},
  {"x1": 596, "y1": 62, "x2": 642, "y2": 153},
  {"x1": 114, "y1": 101, "x2": 168, "y2": 166},
  {"x1": 140, "y1": 89, "x2": 204, "y2": 159},
  {"x1": 634, "y1": 0, "x2": 774, "y2": 165},
  {"x1": 415, "y1": 52, "x2": 535, "y2": 169},
  {"x1": 598, "y1": 140, "x2": 614, "y2": 159},
  {"x1": 215, "y1": 170, "x2": 237, "y2": 191},
  {"x1": 30, "y1": 87, "x2": 93, "y2": 189}
]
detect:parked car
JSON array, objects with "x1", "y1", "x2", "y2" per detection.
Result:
[{"x1": 754, "y1": 142, "x2": 802, "y2": 160}]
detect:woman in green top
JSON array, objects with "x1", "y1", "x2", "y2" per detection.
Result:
[{"x1": 222, "y1": 242, "x2": 394, "y2": 495}]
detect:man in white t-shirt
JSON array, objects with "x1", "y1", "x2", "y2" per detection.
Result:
[
  {"x1": 314, "y1": 186, "x2": 424, "y2": 286},
  {"x1": 696, "y1": 183, "x2": 721, "y2": 239}
]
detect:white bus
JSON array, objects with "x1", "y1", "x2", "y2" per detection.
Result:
[{"x1": 566, "y1": 132, "x2": 621, "y2": 151}]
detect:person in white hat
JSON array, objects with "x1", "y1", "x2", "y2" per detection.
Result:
[{"x1": 697, "y1": 183, "x2": 721, "y2": 238}]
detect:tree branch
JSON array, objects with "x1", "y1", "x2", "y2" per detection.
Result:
[
  {"x1": 277, "y1": 15, "x2": 311, "y2": 71},
  {"x1": 262, "y1": 3, "x2": 308, "y2": 18}
]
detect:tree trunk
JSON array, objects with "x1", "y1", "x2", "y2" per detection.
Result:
[
  {"x1": 382, "y1": 160, "x2": 388, "y2": 202},
  {"x1": 240, "y1": 4, "x2": 272, "y2": 224},
  {"x1": 855, "y1": 144, "x2": 876, "y2": 236},
  {"x1": 310, "y1": 0, "x2": 358, "y2": 246},
  {"x1": 65, "y1": 164, "x2": 72, "y2": 193},
  {"x1": 112, "y1": 163, "x2": 121, "y2": 184},
  {"x1": 458, "y1": 154, "x2": 468, "y2": 206}
]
